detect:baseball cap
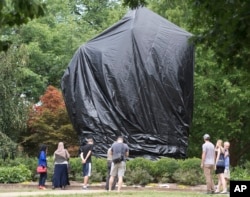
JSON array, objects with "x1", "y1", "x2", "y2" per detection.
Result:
[{"x1": 203, "y1": 134, "x2": 210, "y2": 140}]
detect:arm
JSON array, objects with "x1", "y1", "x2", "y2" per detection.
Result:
[
  {"x1": 215, "y1": 148, "x2": 220, "y2": 165},
  {"x1": 125, "y1": 145, "x2": 129, "y2": 157},
  {"x1": 65, "y1": 150, "x2": 70, "y2": 160},
  {"x1": 201, "y1": 151, "x2": 206, "y2": 168},
  {"x1": 80, "y1": 150, "x2": 92, "y2": 163},
  {"x1": 84, "y1": 150, "x2": 92, "y2": 161}
]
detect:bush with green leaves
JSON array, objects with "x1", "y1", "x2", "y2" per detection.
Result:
[
  {"x1": 231, "y1": 161, "x2": 250, "y2": 181},
  {"x1": 125, "y1": 167, "x2": 153, "y2": 186},
  {"x1": 172, "y1": 157, "x2": 204, "y2": 185},
  {"x1": 0, "y1": 164, "x2": 31, "y2": 183},
  {"x1": 154, "y1": 157, "x2": 180, "y2": 183},
  {"x1": 1, "y1": 156, "x2": 249, "y2": 186},
  {"x1": 92, "y1": 157, "x2": 108, "y2": 182}
]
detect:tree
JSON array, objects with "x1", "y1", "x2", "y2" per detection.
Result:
[
  {"x1": 0, "y1": 0, "x2": 46, "y2": 51},
  {"x1": 22, "y1": 85, "x2": 79, "y2": 156},
  {"x1": 14, "y1": 0, "x2": 127, "y2": 100},
  {"x1": 0, "y1": 46, "x2": 30, "y2": 143},
  {"x1": 123, "y1": 0, "x2": 250, "y2": 71},
  {"x1": 187, "y1": 0, "x2": 250, "y2": 72},
  {"x1": 122, "y1": 0, "x2": 147, "y2": 9},
  {"x1": 188, "y1": 46, "x2": 250, "y2": 166}
]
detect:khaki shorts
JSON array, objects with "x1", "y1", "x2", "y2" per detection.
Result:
[
  {"x1": 224, "y1": 169, "x2": 230, "y2": 179},
  {"x1": 110, "y1": 161, "x2": 126, "y2": 177}
]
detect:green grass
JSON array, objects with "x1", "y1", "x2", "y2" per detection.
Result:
[{"x1": 2, "y1": 190, "x2": 229, "y2": 197}]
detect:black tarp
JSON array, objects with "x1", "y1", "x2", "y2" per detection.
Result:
[{"x1": 61, "y1": 7, "x2": 194, "y2": 159}]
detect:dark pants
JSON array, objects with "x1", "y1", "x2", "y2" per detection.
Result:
[
  {"x1": 105, "y1": 160, "x2": 118, "y2": 190},
  {"x1": 39, "y1": 172, "x2": 47, "y2": 186}
]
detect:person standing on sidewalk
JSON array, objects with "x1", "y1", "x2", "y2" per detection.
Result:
[
  {"x1": 200, "y1": 134, "x2": 215, "y2": 194},
  {"x1": 37, "y1": 144, "x2": 48, "y2": 190},
  {"x1": 224, "y1": 141, "x2": 230, "y2": 192},
  {"x1": 109, "y1": 136, "x2": 129, "y2": 192},
  {"x1": 105, "y1": 146, "x2": 118, "y2": 190},
  {"x1": 52, "y1": 142, "x2": 70, "y2": 190},
  {"x1": 214, "y1": 139, "x2": 227, "y2": 194},
  {"x1": 80, "y1": 138, "x2": 94, "y2": 189}
]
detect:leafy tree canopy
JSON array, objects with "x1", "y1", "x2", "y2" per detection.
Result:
[
  {"x1": 188, "y1": 0, "x2": 250, "y2": 71},
  {"x1": 23, "y1": 85, "x2": 79, "y2": 156},
  {"x1": 0, "y1": 0, "x2": 46, "y2": 51},
  {"x1": 123, "y1": 0, "x2": 250, "y2": 71}
]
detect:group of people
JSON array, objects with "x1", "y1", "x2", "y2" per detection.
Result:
[
  {"x1": 201, "y1": 133, "x2": 230, "y2": 194},
  {"x1": 37, "y1": 142, "x2": 70, "y2": 190},
  {"x1": 37, "y1": 136, "x2": 129, "y2": 192}
]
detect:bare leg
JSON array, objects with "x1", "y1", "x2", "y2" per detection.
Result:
[
  {"x1": 109, "y1": 176, "x2": 114, "y2": 191},
  {"x1": 215, "y1": 176, "x2": 221, "y2": 192},
  {"x1": 220, "y1": 174, "x2": 227, "y2": 192},
  {"x1": 83, "y1": 176, "x2": 88, "y2": 188},
  {"x1": 117, "y1": 176, "x2": 123, "y2": 192}
]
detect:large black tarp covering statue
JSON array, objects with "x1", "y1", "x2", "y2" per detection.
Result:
[{"x1": 61, "y1": 7, "x2": 194, "y2": 159}]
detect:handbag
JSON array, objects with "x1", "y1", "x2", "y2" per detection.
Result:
[
  {"x1": 37, "y1": 165, "x2": 47, "y2": 173},
  {"x1": 216, "y1": 153, "x2": 225, "y2": 167}
]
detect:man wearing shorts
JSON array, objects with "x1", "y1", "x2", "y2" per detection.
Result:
[
  {"x1": 80, "y1": 138, "x2": 94, "y2": 189},
  {"x1": 109, "y1": 136, "x2": 129, "y2": 192}
]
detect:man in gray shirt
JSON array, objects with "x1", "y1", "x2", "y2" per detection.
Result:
[
  {"x1": 201, "y1": 134, "x2": 215, "y2": 194},
  {"x1": 109, "y1": 136, "x2": 129, "y2": 192}
]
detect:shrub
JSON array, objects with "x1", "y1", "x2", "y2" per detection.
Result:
[
  {"x1": 173, "y1": 157, "x2": 204, "y2": 185},
  {"x1": 92, "y1": 157, "x2": 107, "y2": 181},
  {"x1": 127, "y1": 157, "x2": 155, "y2": 175},
  {"x1": 231, "y1": 164, "x2": 250, "y2": 181},
  {"x1": 154, "y1": 157, "x2": 179, "y2": 183},
  {"x1": 125, "y1": 167, "x2": 153, "y2": 186},
  {"x1": 0, "y1": 164, "x2": 31, "y2": 183}
]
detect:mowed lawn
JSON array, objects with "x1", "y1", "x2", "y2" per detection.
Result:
[{"x1": 0, "y1": 190, "x2": 229, "y2": 197}]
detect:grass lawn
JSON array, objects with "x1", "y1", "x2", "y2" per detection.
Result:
[{"x1": 2, "y1": 190, "x2": 229, "y2": 197}]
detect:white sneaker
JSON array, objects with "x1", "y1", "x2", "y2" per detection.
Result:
[{"x1": 82, "y1": 185, "x2": 88, "y2": 190}]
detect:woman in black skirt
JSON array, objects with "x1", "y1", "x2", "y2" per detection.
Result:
[{"x1": 52, "y1": 142, "x2": 70, "y2": 189}]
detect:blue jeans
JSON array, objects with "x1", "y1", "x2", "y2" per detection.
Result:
[{"x1": 39, "y1": 172, "x2": 47, "y2": 186}]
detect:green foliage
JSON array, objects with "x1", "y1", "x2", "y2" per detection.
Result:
[
  {"x1": 0, "y1": 164, "x2": 31, "y2": 183},
  {"x1": 0, "y1": 46, "x2": 31, "y2": 146},
  {"x1": 173, "y1": 158, "x2": 204, "y2": 185},
  {"x1": 148, "y1": 0, "x2": 190, "y2": 29},
  {"x1": 0, "y1": 0, "x2": 46, "y2": 51},
  {"x1": 1, "y1": 156, "x2": 250, "y2": 187},
  {"x1": 68, "y1": 157, "x2": 82, "y2": 181},
  {"x1": 188, "y1": 46, "x2": 250, "y2": 166},
  {"x1": 125, "y1": 157, "x2": 155, "y2": 185},
  {"x1": 231, "y1": 161, "x2": 250, "y2": 181},
  {"x1": 122, "y1": 0, "x2": 148, "y2": 9},
  {"x1": 92, "y1": 157, "x2": 107, "y2": 181},
  {"x1": 188, "y1": 0, "x2": 250, "y2": 71},
  {"x1": 125, "y1": 167, "x2": 153, "y2": 186},
  {"x1": 154, "y1": 157, "x2": 179, "y2": 183}
]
